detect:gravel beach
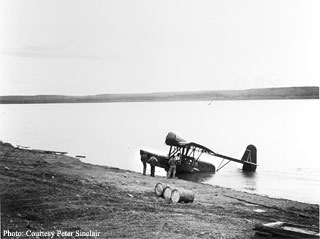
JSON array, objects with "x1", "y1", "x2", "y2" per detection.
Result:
[{"x1": 1, "y1": 142, "x2": 318, "y2": 238}]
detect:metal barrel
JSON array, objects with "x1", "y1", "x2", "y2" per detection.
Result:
[
  {"x1": 162, "y1": 186, "x2": 173, "y2": 201},
  {"x1": 171, "y1": 189, "x2": 195, "y2": 203},
  {"x1": 154, "y1": 183, "x2": 167, "y2": 196}
]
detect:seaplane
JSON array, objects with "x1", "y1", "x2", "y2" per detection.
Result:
[{"x1": 140, "y1": 132, "x2": 257, "y2": 174}]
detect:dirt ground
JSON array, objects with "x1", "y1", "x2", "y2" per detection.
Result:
[{"x1": 0, "y1": 142, "x2": 319, "y2": 239}]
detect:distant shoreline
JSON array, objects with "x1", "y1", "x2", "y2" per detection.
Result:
[{"x1": 0, "y1": 86, "x2": 318, "y2": 104}]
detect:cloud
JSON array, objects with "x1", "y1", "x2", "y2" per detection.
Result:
[{"x1": 2, "y1": 43, "x2": 121, "y2": 61}]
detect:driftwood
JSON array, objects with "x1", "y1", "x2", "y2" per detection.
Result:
[
  {"x1": 222, "y1": 194, "x2": 314, "y2": 218},
  {"x1": 26, "y1": 149, "x2": 68, "y2": 155},
  {"x1": 222, "y1": 194, "x2": 285, "y2": 211},
  {"x1": 254, "y1": 221, "x2": 319, "y2": 238},
  {"x1": 16, "y1": 145, "x2": 30, "y2": 149}
]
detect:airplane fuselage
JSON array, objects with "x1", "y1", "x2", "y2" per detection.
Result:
[{"x1": 140, "y1": 149, "x2": 215, "y2": 174}]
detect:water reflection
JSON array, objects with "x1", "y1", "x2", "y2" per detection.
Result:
[
  {"x1": 177, "y1": 172, "x2": 215, "y2": 183},
  {"x1": 242, "y1": 171, "x2": 256, "y2": 178},
  {"x1": 176, "y1": 169, "x2": 258, "y2": 189},
  {"x1": 240, "y1": 170, "x2": 257, "y2": 191}
]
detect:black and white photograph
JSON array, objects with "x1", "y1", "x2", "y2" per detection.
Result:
[{"x1": 0, "y1": 0, "x2": 319, "y2": 238}]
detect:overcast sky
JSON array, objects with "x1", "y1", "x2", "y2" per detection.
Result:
[{"x1": 0, "y1": 0, "x2": 319, "y2": 95}]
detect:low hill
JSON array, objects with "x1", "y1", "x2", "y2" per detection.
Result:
[{"x1": 0, "y1": 86, "x2": 318, "y2": 104}]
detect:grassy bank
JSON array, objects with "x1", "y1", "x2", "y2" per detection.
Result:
[{"x1": 0, "y1": 142, "x2": 318, "y2": 238}]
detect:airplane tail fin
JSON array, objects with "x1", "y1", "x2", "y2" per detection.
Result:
[{"x1": 241, "y1": 145, "x2": 257, "y2": 172}]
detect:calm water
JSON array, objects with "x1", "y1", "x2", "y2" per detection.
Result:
[{"x1": 0, "y1": 100, "x2": 319, "y2": 204}]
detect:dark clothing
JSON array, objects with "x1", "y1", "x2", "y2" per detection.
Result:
[
  {"x1": 141, "y1": 154, "x2": 148, "y2": 163},
  {"x1": 142, "y1": 162, "x2": 147, "y2": 175},
  {"x1": 150, "y1": 165, "x2": 155, "y2": 177},
  {"x1": 141, "y1": 154, "x2": 148, "y2": 175},
  {"x1": 148, "y1": 156, "x2": 158, "y2": 177}
]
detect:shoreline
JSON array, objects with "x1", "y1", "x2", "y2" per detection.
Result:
[
  {"x1": 0, "y1": 86, "x2": 318, "y2": 104},
  {"x1": 1, "y1": 141, "x2": 319, "y2": 238}
]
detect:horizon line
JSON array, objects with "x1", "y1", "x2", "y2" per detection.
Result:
[{"x1": 0, "y1": 86, "x2": 319, "y2": 97}]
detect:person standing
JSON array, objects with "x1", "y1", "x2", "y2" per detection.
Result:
[
  {"x1": 140, "y1": 151, "x2": 148, "y2": 175},
  {"x1": 148, "y1": 156, "x2": 158, "y2": 177},
  {"x1": 167, "y1": 154, "x2": 179, "y2": 178}
]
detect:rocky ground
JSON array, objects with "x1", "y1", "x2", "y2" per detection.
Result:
[{"x1": 0, "y1": 141, "x2": 319, "y2": 238}]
